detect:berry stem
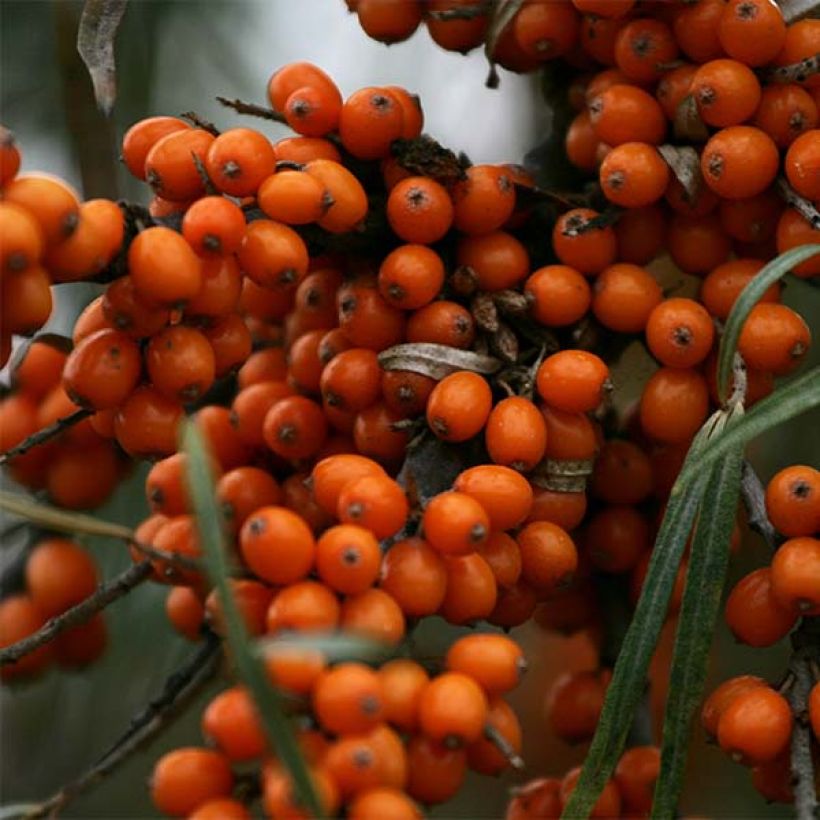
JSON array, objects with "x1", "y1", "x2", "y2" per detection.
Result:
[
  {"x1": 739, "y1": 460, "x2": 780, "y2": 552},
  {"x1": 0, "y1": 408, "x2": 93, "y2": 467},
  {"x1": 0, "y1": 560, "x2": 152, "y2": 666},
  {"x1": 215, "y1": 95, "x2": 286, "y2": 124},
  {"x1": 179, "y1": 110, "x2": 220, "y2": 136},
  {"x1": 775, "y1": 176, "x2": 820, "y2": 231},
  {"x1": 763, "y1": 53, "x2": 820, "y2": 84},
  {"x1": 23, "y1": 629, "x2": 221, "y2": 819}
]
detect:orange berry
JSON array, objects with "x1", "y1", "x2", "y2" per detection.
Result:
[
  {"x1": 717, "y1": 686, "x2": 793, "y2": 764},
  {"x1": 150, "y1": 747, "x2": 233, "y2": 817}
]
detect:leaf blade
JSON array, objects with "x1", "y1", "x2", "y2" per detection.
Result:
[
  {"x1": 717, "y1": 244, "x2": 820, "y2": 402},
  {"x1": 180, "y1": 422, "x2": 322, "y2": 819},
  {"x1": 76, "y1": 0, "x2": 128, "y2": 115}
]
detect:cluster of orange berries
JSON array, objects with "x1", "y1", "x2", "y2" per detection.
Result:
[
  {"x1": 506, "y1": 745, "x2": 661, "y2": 819},
  {"x1": 0, "y1": 11, "x2": 818, "y2": 814},
  {"x1": 149, "y1": 632, "x2": 525, "y2": 818},
  {"x1": 0, "y1": 537, "x2": 106, "y2": 680}
]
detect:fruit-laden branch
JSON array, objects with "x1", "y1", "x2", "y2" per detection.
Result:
[
  {"x1": 23, "y1": 629, "x2": 221, "y2": 819},
  {"x1": 0, "y1": 560, "x2": 152, "y2": 666},
  {"x1": 0, "y1": 408, "x2": 93, "y2": 467}
]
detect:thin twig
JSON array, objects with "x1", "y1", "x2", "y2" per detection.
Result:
[
  {"x1": 764, "y1": 53, "x2": 820, "y2": 84},
  {"x1": 427, "y1": 1, "x2": 491, "y2": 20},
  {"x1": 776, "y1": 176, "x2": 820, "y2": 230},
  {"x1": 24, "y1": 631, "x2": 221, "y2": 819},
  {"x1": 485, "y1": 723, "x2": 525, "y2": 770},
  {"x1": 0, "y1": 409, "x2": 92, "y2": 466},
  {"x1": 179, "y1": 111, "x2": 220, "y2": 136},
  {"x1": 216, "y1": 96, "x2": 286, "y2": 123},
  {"x1": 739, "y1": 460, "x2": 779, "y2": 552},
  {"x1": 0, "y1": 561, "x2": 152, "y2": 666}
]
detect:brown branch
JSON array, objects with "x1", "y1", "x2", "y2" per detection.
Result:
[
  {"x1": 764, "y1": 53, "x2": 820, "y2": 84},
  {"x1": 180, "y1": 110, "x2": 220, "y2": 136},
  {"x1": 0, "y1": 408, "x2": 93, "y2": 466},
  {"x1": 215, "y1": 96, "x2": 286, "y2": 123},
  {"x1": 775, "y1": 176, "x2": 820, "y2": 230},
  {"x1": 24, "y1": 630, "x2": 221, "y2": 819},
  {"x1": 427, "y1": 1, "x2": 491, "y2": 20},
  {"x1": 0, "y1": 560, "x2": 152, "y2": 666},
  {"x1": 739, "y1": 460, "x2": 779, "y2": 552}
]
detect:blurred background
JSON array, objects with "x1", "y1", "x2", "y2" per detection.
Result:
[{"x1": 1, "y1": 1, "x2": 817, "y2": 817}]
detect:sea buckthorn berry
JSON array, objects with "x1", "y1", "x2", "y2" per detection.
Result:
[
  {"x1": 592, "y1": 262, "x2": 662, "y2": 332},
  {"x1": 536, "y1": 350, "x2": 610, "y2": 413},
  {"x1": 546, "y1": 670, "x2": 607, "y2": 744},
  {"x1": 385, "y1": 85, "x2": 424, "y2": 139},
  {"x1": 312, "y1": 662, "x2": 384, "y2": 735},
  {"x1": 339, "y1": 87, "x2": 405, "y2": 160},
  {"x1": 478, "y1": 532, "x2": 522, "y2": 589},
  {"x1": 453, "y1": 464, "x2": 534, "y2": 531},
  {"x1": 262, "y1": 764, "x2": 340, "y2": 820},
  {"x1": 128, "y1": 226, "x2": 203, "y2": 306},
  {"x1": 586, "y1": 505, "x2": 650, "y2": 573},
  {"x1": 439, "y1": 553, "x2": 498, "y2": 624},
  {"x1": 700, "y1": 259, "x2": 773, "y2": 321},
  {"x1": 527, "y1": 488, "x2": 587, "y2": 532},
  {"x1": 423, "y1": 490, "x2": 490, "y2": 555},
  {"x1": 320, "y1": 348, "x2": 382, "y2": 414},
  {"x1": 62, "y1": 329, "x2": 142, "y2": 410},
  {"x1": 600, "y1": 142, "x2": 669, "y2": 207},
  {"x1": 719, "y1": 191, "x2": 782, "y2": 244},
  {"x1": 775, "y1": 209, "x2": 820, "y2": 279},
  {"x1": 237, "y1": 219, "x2": 308, "y2": 290},
  {"x1": 614, "y1": 18, "x2": 677, "y2": 84},
  {"x1": 386, "y1": 176, "x2": 453, "y2": 244},
  {"x1": 751, "y1": 755, "x2": 795, "y2": 805},
  {"x1": 337, "y1": 473, "x2": 409, "y2": 540},
  {"x1": 189, "y1": 799, "x2": 251, "y2": 820},
  {"x1": 337, "y1": 281, "x2": 406, "y2": 351},
  {"x1": 405, "y1": 735, "x2": 467, "y2": 805},
  {"x1": 552, "y1": 208, "x2": 617, "y2": 275},
  {"x1": 656, "y1": 64, "x2": 697, "y2": 121},
  {"x1": 1, "y1": 266, "x2": 52, "y2": 334},
  {"x1": 755, "y1": 85, "x2": 818, "y2": 148},
  {"x1": 426, "y1": 0, "x2": 489, "y2": 53},
  {"x1": 378, "y1": 244, "x2": 445, "y2": 309},
  {"x1": 13, "y1": 341, "x2": 67, "y2": 399},
  {"x1": 426, "y1": 370, "x2": 492, "y2": 442},
  {"x1": 341, "y1": 586, "x2": 407, "y2": 644},
  {"x1": 785, "y1": 129, "x2": 820, "y2": 201},
  {"x1": 181, "y1": 196, "x2": 246, "y2": 256},
  {"x1": 287, "y1": 328, "x2": 326, "y2": 394},
  {"x1": 379, "y1": 537, "x2": 448, "y2": 617},
  {"x1": 185, "y1": 256, "x2": 242, "y2": 319},
  {"x1": 645, "y1": 297, "x2": 715, "y2": 369},
  {"x1": 284, "y1": 83, "x2": 343, "y2": 138},
  {"x1": 381, "y1": 369, "x2": 436, "y2": 418},
  {"x1": 505, "y1": 777, "x2": 563, "y2": 820},
  {"x1": 146, "y1": 326, "x2": 216, "y2": 404},
  {"x1": 265, "y1": 646, "x2": 327, "y2": 695},
  {"x1": 103, "y1": 276, "x2": 169, "y2": 339},
  {"x1": 724, "y1": 567, "x2": 798, "y2": 647},
  {"x1": 701, "y1": 126, "x2": 779, "y2": 200},
  {"x1": 263, "y1": 395, "x2": 327, "y2": 460},
  {"x1": 150, "y1": 747, "x2": 234, "y2": 817},
  {"x1": 702, "y1": 675, "x2": 768, "y2": 738},
  {"x1": 354, "y1": 402, "x2": 409, "y2": 466},
  {"x1": 589, "y1": 84, "x2": 667, "y2": 146},
  {"x1": 615, "y1": 746, "x2": 661, "y2": 816},
  {"x1": 0, "y1": 594, "x2": 53, "y2": 680},
  {"x1": 667, "y1": 213, "x2": 733, "y2": 276},
  {"x1": 315, "y1": 524, "x2": 382, "y2": 595},
  {"x1": 0, "y1": 201, "x2": 43, "y2": 274},
  {"x1": 560, "y1": 767, "x2": 622, "y2": 819},
  {"x1": 565, "y1": 111, "x2": 599, "y2": 172},
  {"x1": 738, "y1": 303, "x2": 811, "y2": 374},
  {"x1": 146, "y1": 453, "x2": 192, "y2": 517},
  {"x1": 25, "y1": 538, "x2": 98, "y2": 618},
  {"x1": 311, "y1": 453, "x2": 386, "y2": 516},
  {"x1": 121, "y1": 116, "x2": 190, "y2": 179},
  {"x1": 202, "y1": 686, "x2": 266, "y2": 761},
  {"x1": 305, "y1": 158, "x2": 369, "y2": 233},
  {"x1": 238, "y1": 347, "x2": 288, "y2": 389},
  {"x1": 239, "y1": 506, "x2": 315, "y2": 585},
  {"x1": 378, "y1": 658, "x2": 430, "y2": 733},
  {"x1": 517, "y1": 521, "x2": 578, "y2": 593},
  {"x1": 194, "y1": 405, "x2": 250, "y2": 471},
  {"x1": 765, "y1": 465, "x2": 820, "y2": 537},
  {"x1": 485, "y1": 396, "x2": 547, "y2": 472},
  {"x1": 406, "y1": 300, "x2": 475, "y2": 348},
  {"x1": 717, "y1": 686, "x2": 793, "y2": 764},
  {"x1": 203, "y1": 313, "x2": 251, "y2": 378},
  {"x1": 348, "y1": 787, "x2": 422, "y2": 820},
  {"x1": 3, "y1": 173, "x2": 79, "y2": 246},
  {"x1": 204, "y1": 127, "x2": 276, "y2": 197},
  {"x1": 265, "y1": 580, "x2": 340, "y2": 633},
  {"x1": 267, "y1": 61, "x2": 340, "y2": 110},
  {"x1": 456, "y1": 230, "x2": 530, "y2": 292},
  {"x1": 525, "y1": 264, "x2": 592, "y2": 327},
  {"x1": 446, "y1": 634, "x2": 526, "y2": 696},
  {"x1": 323, "y1": 734, "x2": 384, "y2": 799},
  {"x1": 258, "y1": 169, "x2": 330, "y2": 225},
  {"x1": 542, "y1": 406, "x2": 599, "y2": 462},
  {"x1": 691, "y1": 60, "x2": 762, "y2": 127},
  {"x1": 718, "y1": 0, "x2": 786, "y2": 67},
  {"x1": 488, "y1": 578, "x2": 538, "y2": 629},
  {"x1": 143, "y1": 128, "x2": 214, "y2": 200},
  {"x1": 451, "y1": 164, "x2": 516, "y2": 236},
  {"x1": 165, "y1": 586, "x2": 204, "y2": 641},
  {"x1": 467, "y1": 697, "x2": 523, "y2": 776},
  {"x1": 511, "y1": 0, "x2": 580, "y2": 61},
  {"x1": 217, "y1": 467, "x2": 283, "y2": 531},
  {"x1": 207, "y1": 580, "x2": 276, "y2": 638},
  {"x1": 357, "y1": 0, "x2": 423, "y2": 41},
  {"x1": 0, "y1": 126, "x2": 21, "y2": 185},
  {"x1": 578, "y1": 16, "x2": 627, "y2": 67},
  {"x1": 770, "y1": 536, "x2": 820, "y2": 615},
  {"x1": 640, "y1": 367, "x2": 709, "y2": 444},
  {"x1": 774, "y1": 19, "x2": 820, "y2": 89},
  {"x1": 418, "y1": 671, "x2": 488, "y2": 746}
]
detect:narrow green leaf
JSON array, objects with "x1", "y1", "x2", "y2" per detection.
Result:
[
  {"x1": 653, "y1": 427, "x2": 744, "y2": 817},
  {"x1": 679, "y1": 365, "x2": 820, "y2": 490},
  {"x1": 0, "y1": 491, "x2": 133, "y2": 541},
  {"x1": 717, "y1": 244, "x2": 820, "y2": 402},
  {"x1": 560, "y1": 455, "x2": 711, "y2": 818},
  {"x1": 257, "y1": 632, "x2": 393, "y2": 666},
  {"x1": 180, "y1": 422, "x2": 322, "y2": 819},
  {"x1": 0, "y1": 804, "x2": 38, "y2": 820}
]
